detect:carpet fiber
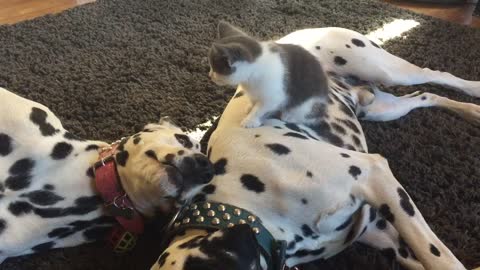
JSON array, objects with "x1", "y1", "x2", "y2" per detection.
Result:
[{"x1": 0, "y1": 0, "x2": 479, "y2": 269}]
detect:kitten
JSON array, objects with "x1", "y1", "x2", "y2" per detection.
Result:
[{"x1": 208, "y1": 21, "x2": 330, "y2": 128}]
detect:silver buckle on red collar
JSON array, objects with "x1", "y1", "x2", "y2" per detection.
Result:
[{"x1": 104, "y1": 193, "x2": 135, "y2": 219}]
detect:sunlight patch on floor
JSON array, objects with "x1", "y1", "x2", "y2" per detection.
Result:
[{"x1": 366, "y1": 19, "x2": 420, "y2": 45}]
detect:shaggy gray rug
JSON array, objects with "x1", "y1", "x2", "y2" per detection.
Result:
[{"x1": 0, "y1": 0, "x2": 479, "y2": 269}]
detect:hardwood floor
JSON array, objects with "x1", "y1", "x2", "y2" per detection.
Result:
[
  {"x1": 0, "y1": 0, "x2": 478, "y2": 28},
  {"x1": 0, "y1": 0, "x2": 95, "y2": 25},
  {"x1": 383, "y1": 0, "x2": 480, "y2": 28}
]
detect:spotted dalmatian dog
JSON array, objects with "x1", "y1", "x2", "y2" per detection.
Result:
[
  {"x1": 0, "y1": 88, "x2": 214, "y2": 263},
  {"x1": 151, "y1": 27, "x2": 480, "y2": 270}
]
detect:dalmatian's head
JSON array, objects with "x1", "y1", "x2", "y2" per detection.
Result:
[
  {"x1": 208, "y1": 21, "x2": 262, "y2": 86},
  {"x1": 153, "y1": 225, "x2": 263, "y2": 270},
  {"x1": 113, "y1": 118, "x2": 214, "y2": 217}
]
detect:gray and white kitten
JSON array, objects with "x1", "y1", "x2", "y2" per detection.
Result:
[{"x1": 208, "y1": 21, "x2": 329, "y2": 128}]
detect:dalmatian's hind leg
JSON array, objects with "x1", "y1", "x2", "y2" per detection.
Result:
[
  {"x1": 351, "y1": 154, "x2": 466, "y2": 270},
  {"x1": 355, "y1": 204, "x2": 425, "y2": 270},
  {"x1": 357, "y1": 86, "x2": 480, "y2": 125},
  {"x1": 377, "y1": 60, "x2": 480, "y2": 98}
]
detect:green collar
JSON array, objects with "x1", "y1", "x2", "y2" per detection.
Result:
[{"x1": 169, "y1": 201, "x2": 287, "y2": 270}]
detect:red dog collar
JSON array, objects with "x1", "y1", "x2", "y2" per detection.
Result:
[{"x1": 93, "y1": 140, "x2": 145, "y2": 252}]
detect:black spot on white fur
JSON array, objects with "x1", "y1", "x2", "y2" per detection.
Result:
[
  {"x1": 30, "y1": 107, "x2": 59, "y2": 136},
  {"x1": 8, "y1": 201, "x2": 33, "y2": 216},
  {"x1": 133, "y1": 137, "x2": 141, "y2": 145},
  {"x1": 0, "y1": 219, "x2": 6, "y2": 236},
  {"x1": 0, "y1": 133, "x2": 13, "y2": 156},
  {"x1": 430, "y1": 244, "x2": 441, "y2": 257},
  {"x1": 202, "y1": 184, "x2": 216, "y2": 194},
  {"x1": 306, "y1": 171, "x2": 313, "y2": 178},
  {"x1": 85, "y1": 144, "x2": 99, "y2": 151},
  {"x1": 398, "y1": 188, "x2": 415, "y2": 216},
  {"x1": 48, "y1": 227, "x2": 74, "y2": 239},
  {"x1": 376, "y1": 219, "x2": 387, "y2": 230},
  {"x1": 158, "y1": 252, "x2": 170, "y2": 267},
  {"x1": 265, "y1": 143, "x2": 291, "y2": 155},
  {"x1": 32, "y1": 241, "x2": 55, "y2": 252},
  {"x1": 174, "y1": 134, "x2": 193, "y2": 149},
  {"x1": 213, "y1": 158, "x2": 227, "y2": 175},
  {"x1": 5, "y1": 159, "x2": 34, "y2": 190},
  {"x1": 284, "y1": 132, "x2": 309, "y2": 140},
  {"x1": 370, "y1": 40, "x2": 381, "y2": 48},
  {"x1": 9, "y1": 158, "x2": 35, "y2": 175},
  {"x1": 351, "y1": 38, "x2": 365, "y2": 47},
  {"x1": 334, "y1": 56, "x2": 347, "y2": 66},
  {"x1": 20, "y1": 190, "x2": 64, "y2": 206},
  {"x1": 51, "y1": 142, "x2": 73, "y2": 160},
  {"x1": 301, "y1": 224, "x2": 314, "y2": 237},
  {"x1": 33, "y1": 196, "x2": 101, "y2": 218},
  {"x1": 6, "y1": 175, "x2": 31, "y2": 191},
  {"x1": 369, "y1": 207, "x2": 377, "y2": 222},
  {"x1": 86, "y1": 167, "x2": 94, "y2": 178},
  {"x1": 240, "y1": 174, "x2": 265, "y2": 193},
  {"x1": 335, "y1": 216, "x2": 353, "y2": 231},
  {"x1": 116, "y1": 151, "x2": 129, "y2": 166},
  {"x1": 379, "y1": 204, "x2": 395, "y2": 223},
  {"x1": 349, "y1": 166, "x2": 361, "y2": 180},
  {"x1": 341, "y1": 153, "x2": 350, "y2": 158}
]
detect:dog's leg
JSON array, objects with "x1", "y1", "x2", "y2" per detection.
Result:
[
  {"x1": 351, "y1": 154, "x2": 465, "y2": 270},
  {"x1": 354, "y1": 204, "x2": 425, "y2": 270},
  {"x1": 370, "y1": 57, "x2": 480, "y2": 98},
  {"x1": 357, "y1": 87, "x2": 480, "y2": 125}
]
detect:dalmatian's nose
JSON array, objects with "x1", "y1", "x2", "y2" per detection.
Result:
[{"x1": 179, "y1": 154, "x2": 214, "y2": 185}]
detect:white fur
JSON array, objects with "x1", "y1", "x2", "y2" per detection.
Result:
[
  {"x1": 0, "y1": 88, "x2": 205, "y2": 263},
  {"x1": 153, "y1": 26, "x2": 479, "y2": 270}
]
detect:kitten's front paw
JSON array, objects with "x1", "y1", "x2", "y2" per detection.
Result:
[{"x1": 241, "y1": 117, "x2": 262, "y2": 128}]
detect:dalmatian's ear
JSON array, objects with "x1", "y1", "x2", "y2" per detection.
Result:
[
  {"x1": 213, "y1": 224, "x2": 262, "y2": 270},
  {"x1": 217, "y1": 21, "x2": 249, "y2": 39},
  {"x1": 141, "y1": 116, "x2": 182, "y2": 132}
]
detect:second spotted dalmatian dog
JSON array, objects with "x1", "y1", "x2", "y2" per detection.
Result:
[
  {"x1": 152, "y1": 24, "x2": 479, "y2": 270},
  {"x1": 0, "y1": 88, "x2": 214, "y2": 263}
]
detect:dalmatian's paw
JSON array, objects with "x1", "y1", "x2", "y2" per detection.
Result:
[{"x1": 241, "y1": 117, "x2": 262, "y2": 128}]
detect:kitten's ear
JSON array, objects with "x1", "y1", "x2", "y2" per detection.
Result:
[
  {"x1": 211, "y1": 43, "x2": 236, "y2": 66},
  {"x1": 217, "y1": 21, "x2": 248, "y2": 39}
]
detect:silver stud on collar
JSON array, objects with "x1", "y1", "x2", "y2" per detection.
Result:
[
  {"x1": 182, "y1": 217, "x2": 190, "y2": 224},
  {"x1": 203, "y1": 202, "x2": 211, "y2": 209},
  {"x1": 252, "y1": 227, "x2": 260, "y2": 234},
  {"x1": 174, "y1": 222, "x2": 181, "y2": 227},
  {"x1": 212, "y1": 218, "x2": 220, "y2": 225},
  {"x1": 227, "y1": 223, "x2": 235, "y2": 228},
  {"x1": 239, "y1": 219, "x2": 246, "y2": 224},
  {"x1": 192, "y1": 210, "x2": 200, "y2": 217},
  {"x1": 247, "y1": 215, "x2": 256, "y2": 223},
  {"x1": 234, "y1": 209, "x2": 242, "y2": 216},
  {"x1": 222, "y1": 213, "x2": 231, "y2": 220},
  {"x1": 190, "y1": 204, "x2": 198, "y2": 210},
  {"x1": 218, "y1": 205, "x2": 226, "y2": 212},
  {"x1": 207, "y1": 210, "x2": 215, "y2": 217},
  {"x1": 196, "y1": 216, "x2": 205, "y2": 223}
]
